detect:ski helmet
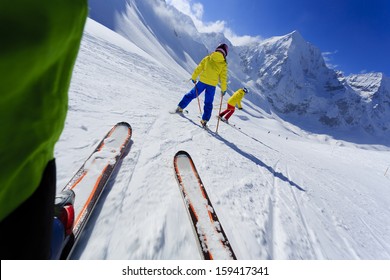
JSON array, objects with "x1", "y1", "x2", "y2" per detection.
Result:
[
  {"x1": 243, "y1": 87, "x2": 248, "y2": 93},
  {"x1": 215, "y1": 43, "x2": 228, "y2": 57}
]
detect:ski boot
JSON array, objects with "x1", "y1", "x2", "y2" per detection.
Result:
[
  {"x1": 200, "y1": 119, "x2": 208, "y2": 128},
  {"x1": 54, "y1": 189, "x2": 75, "y2": 236},
  {"x1": 51, "y1": 189, "x2": 75, "y2": 259},
  {"x1": 217, "y1": 115, "x2": 228, "y2": 124}
]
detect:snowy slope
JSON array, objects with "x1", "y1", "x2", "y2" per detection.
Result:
[
  {"x1": 88, "y1": 0, "x2": 206, "y2": 74},
  {"x1": 54, "y1": 18, "x2": 390, "y2": 260},
  {"x1": 88, "y1": 0, "x2": 390, "y2": 145}
]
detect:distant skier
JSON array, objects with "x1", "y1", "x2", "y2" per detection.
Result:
[
  {"x1": 218, "y1": 87, "x2": 248, "y2": 123},
  {"x1": 176, "y1": 43, "x2": 228, "y2": 127}
]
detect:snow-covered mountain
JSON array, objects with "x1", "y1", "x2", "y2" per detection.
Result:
[
  {"x1": 239, "y1": 31, "x2": 390, "y2": 142},
  {"x1": 52, "y1": 0, "x2": 390, "y2": 260},
  {"x1": 344, "y1": 73, "x2": 390, "y2": 134},
  {"x1": 89, "y1": 0, "x2": 207, "y2": 74},
  {"x1": 88, "y1": 0, "x2": 389, "y2": 145},
  {"x1": 239, "y1": 31, "x2": 346, "y2": 120}
]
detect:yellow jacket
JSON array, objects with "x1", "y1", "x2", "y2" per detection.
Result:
[
  {"x1": 227, "y1": 88, "x2": 246, "y2": 109},
  {"x1": 191, "y1": 51, "x2": 228, "y2": 92}
]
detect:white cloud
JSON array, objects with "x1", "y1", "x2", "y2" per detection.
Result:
[
  {"x1": 191, "y1": 2, "x2": 203, "y2": 19},
  {"x1": 166, "y1": 0, "x2": 261, "y2": 46},
  {"x1": 224, "y1": 28, "x2": 262, "y2": 46},
  {"x1": 165, "y1": 0, "x2": 192, "y2": 15},
  {"x1": 322, "y1": 50, "x2": 339, "y2": 70},
  {"x1": 198, "y1": 20, "x2": 226, "y2": 33}
]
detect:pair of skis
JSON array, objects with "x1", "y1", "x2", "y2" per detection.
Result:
[{"x1": 58, "y1": 122, "x2": 236, "y2": 260}]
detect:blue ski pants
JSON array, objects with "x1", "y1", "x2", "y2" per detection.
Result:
[{"x1": 178, "y1": 81, "x2": 216, "y2": 121}]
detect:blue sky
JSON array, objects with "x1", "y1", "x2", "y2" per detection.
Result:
[{"x1": 167, "y1": 0, "x2": 390, "y2": 76}]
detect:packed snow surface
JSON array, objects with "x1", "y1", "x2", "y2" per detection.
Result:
[{"x1": 54, "y1": 19, "x2": 390, "y2": 260}]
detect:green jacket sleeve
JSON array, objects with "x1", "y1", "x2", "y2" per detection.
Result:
[{"x1": 0, "y1": 0, "x2": 88, "y2": 222}]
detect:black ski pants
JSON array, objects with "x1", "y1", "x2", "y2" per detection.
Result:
[{"x1": 0, "y1": 160, "x2": 56, "y2": 259}]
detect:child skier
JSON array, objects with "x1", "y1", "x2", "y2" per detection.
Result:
[
  {"x1": 219, "y1": 87, "x2": 248, "y2": 123},
  {"x1": 176, "y1": 43, "x2": 228, "y2": 127}
]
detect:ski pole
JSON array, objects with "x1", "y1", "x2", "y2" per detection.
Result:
[{"x1": 215, "y1": 92, "x2": 224, "y2": 134}]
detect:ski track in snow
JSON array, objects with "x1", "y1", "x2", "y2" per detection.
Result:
[{"x1": 54, "y1": 19, "x2": 390, "y2": 260}]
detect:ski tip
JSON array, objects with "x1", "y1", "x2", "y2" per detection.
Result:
[
  {"x1": 115, "y1": 122, "x2": 133, "y2": 139},
  {"x1": 116, "y1": 121, "x2": 132, "y2": 129},
  {"x1": 174, "y1": 150, "x2": 190, "y2": 158}
]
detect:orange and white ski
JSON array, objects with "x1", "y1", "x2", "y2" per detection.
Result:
[
  {"x1": 173, "y1": 150, "x2": 236, "y2": 260},
  {"x1": 60, "y1": 122, "x2": 132, "y2": 259}
]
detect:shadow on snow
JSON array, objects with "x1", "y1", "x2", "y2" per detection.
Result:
[{"x1": 182, "y1": 115, "x2": 306, "y2": 192}]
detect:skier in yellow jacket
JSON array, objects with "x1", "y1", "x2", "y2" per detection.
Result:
[
  {"x1": 219, "y1": 87, "x2": 248, "y2": 123},
  {"x1": 176, "y1": 43, "x2": 228, "y2": 127}
]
